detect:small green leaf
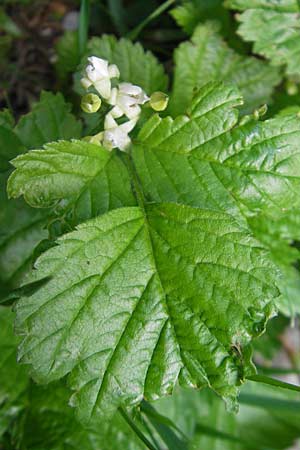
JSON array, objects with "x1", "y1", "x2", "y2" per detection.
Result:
[
  {"x1": 226, "y1": 0, "x2": 300, "y2": 77},
  {"x1": 0, "y1": 109, "x2": 14, "y2": 130},
  {"x1": 171, "y1": 0, "x2": 230, "y2": 35},
  {"x1": 0, "y1": 173, "x2": 48, "y2": 299},
  {"x1": 55, "y1": 31, "x2": 80, "y2": 82},
  {"x1": 168, "y1": 23, "x2": 281, "y2": 116},
  {"x1": 14, "y1": 91, "x2": 82, "y2": 149},
  {"x1": 0, "y1": 125, "x2": 25, "y2": 172}
]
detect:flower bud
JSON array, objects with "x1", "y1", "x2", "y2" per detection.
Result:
[
  {"x1": 149, "y1": 91, "x2": 169, "y2": 111},
  {"x1": 81, "y1": 94, "x2": 102, "y2": 114},
  {"x1": 286, "y1": 79, "x2": 298, "y2": 96}
]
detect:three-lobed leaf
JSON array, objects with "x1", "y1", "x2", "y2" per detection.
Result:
[{"x1": 8, "y1": 82, "x2": 295, "y2": 423}]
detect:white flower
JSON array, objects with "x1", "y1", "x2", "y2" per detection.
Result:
[
  {"x1": 102, "y1": 114, "x2": 137, "y2": 151},
  {"x1": 108, "y1": 82, "x2": 149, "y2": 119},
  {"x1": 81, "y1": 56, "x2": 120, "y2": 99}
]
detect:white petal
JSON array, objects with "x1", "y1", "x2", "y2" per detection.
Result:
[
  {"x1": 110, "y1": 105, "x2": 124, "y2": 119},
  {"x1": 88, "y1": 56, "x2": 109, "y2": 77},
  {"x1": 108, "y1": 87, "x2": 118, "y2": 105},
  {"x1": 81, "y1": 77, "x2": 92, "y2": 90},
  {"x1": 108, "y1": 64, "x2": 120, "y2": 79},
  {"x1": 103, "y1": 127, "x2": 131, "y2": 151},
  {"x1": 120, "y1": 118, "x2": 138, "y2": 133},
  {"x1": 124, "y1": 104, "x2": 141, "y2": 119},
  {"x1": 86, "y1": 64, "x2": 99, "y2": 83},
  {"x1": 119, "y1": 82, "x2": 142, "y2": 97},
  {"x1": 118, "y1": 93, "x2": 137, "y2": 109},
  {"x1": 104, "y1": 113, "x2": 118, "y2": 130},
  {"x1": 94, "y1": 78, "x2": 111, "y2": 99}
]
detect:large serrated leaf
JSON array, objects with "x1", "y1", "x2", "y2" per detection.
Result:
[
  {"x1": 225, "y1": 0, "x2": 300, "y2": 77},
  {"x1": 14, "y1": 203, "x2": 277, "y2": 423},
  {"x1": 168, "y1": 23, "x2": 281, "y2": 116},
  {"x1": 9, "y1": 82, "x2": 298, "y2": 423},
  {"x1": 134, "y1": 82, "x2": 300, "y2": 221}
]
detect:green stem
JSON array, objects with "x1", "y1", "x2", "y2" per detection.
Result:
[
  {"x1": 127, "y1": 0, "x2": 176, "y2": 41},
  {"x1": 247, "y1": 374, "x2": 300, "y2": 393},
  {"x1": 119, "y1": 407, "x2": 160, "y2": 450},
  {"x1": 78, "y1": 0, "x2": 90, "y2": 55}
]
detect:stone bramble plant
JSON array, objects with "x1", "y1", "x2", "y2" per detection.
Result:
[{"x1": 2, "y1": 1, "x2": 300, "y2": 449}]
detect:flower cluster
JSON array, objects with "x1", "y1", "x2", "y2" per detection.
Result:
[{"x1": 80, "y1": 56, "x2": 168, "y2": 151}]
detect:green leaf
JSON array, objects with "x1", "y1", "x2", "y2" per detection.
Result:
[
  {"x1": 0, "y1": 109, "x2": 14, "y2": 130},
  {"x1": 75, "y1": 35, "x2": 168, "y2": 95},
  {"x1": 0, "y1": 173, "x2": 48, "y2": 299},
  {"x1": 12, "y1": 82, "x2": 300, "y2": 423},
  {"x1": 225, "y1": 0, "x2": 300, "y2": 77},
  {"x1": 8, "y1": 140, "x2": 136, "y2": 226},
  {"x1": 0, "y1": 306, "x2": 28, "y2": 439},
  {"x1": 170, "y1": 0, "x2": 230, "y2": 35},
  {"x1": 134, "y1": 83, "x2": 300, "y2": 221},
  {"x1": 14, "y1": 91, "x2": 82, "y2": 149},
  {"x1": 0, "y1": 92, "x2": 81, "y2": 298},
  {"x1": 13, "y1": 202, "x2": 277, "y2": 422},
  {"x1": 168, "y1": 23, "x2": 281, "y2": 116},
  {"x1": 0, "y1": 125, "x2": 25, "y2": 172},
  {"x1": 55, "y1": 31, "x2": 80, "y2": 82},
  {"x1": 0, "y1": 117, "x2": 49, "y2": 299}
]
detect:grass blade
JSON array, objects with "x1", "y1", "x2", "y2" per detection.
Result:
[
  {"x1": 127, "y1": 0, "x2": 176, "y2": 41},
  {"x1": 78, "y1": 0, "x2": 90, "y2": 55},
  {"x1": 119, "y1": 407, "x2": 160, "y2": 450}
]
